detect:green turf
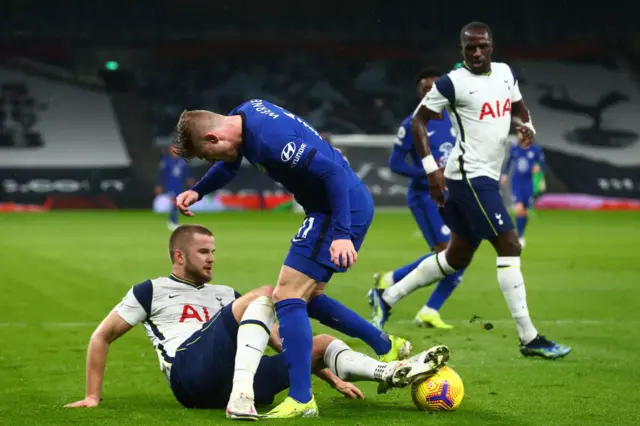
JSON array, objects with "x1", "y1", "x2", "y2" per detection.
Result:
[{"x1": 1, "y1": 210, "x2": 639, "y2": 425}]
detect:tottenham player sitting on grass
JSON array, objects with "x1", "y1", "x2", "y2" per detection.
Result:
[
  {"x1": 64, "y1": 225, "x2": 449, "y2": 421},
  {"x1": 369, "y1": 21, "x2": 571, "y2": 360},
  {"x1": 172, "y1": 100, "x2": 416, "y2": 418},
  {"x1": 369, "y1": 67, "x2": 465, "y2": 330},
  {"x1": 500, "y1": 141, "x2": 546, "y2": 248}
]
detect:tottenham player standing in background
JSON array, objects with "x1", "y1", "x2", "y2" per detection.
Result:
[
  {"x1": 369, "y1": 67, "x2": 465, "y2": 330},
  {"x1": 370, "y1": 21, "x2": 570, "y2": 359},
  {"x1": 501, "y1": 141, "x2": 546, "y2": 248}
]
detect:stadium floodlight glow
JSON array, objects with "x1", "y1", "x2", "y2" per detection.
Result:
[{"x1": 104, "y1": 61, "x2": 120, "y2": 71}]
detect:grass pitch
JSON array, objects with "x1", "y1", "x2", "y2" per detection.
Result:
[{"x1": 1, "y1": 210, "x2": 639, "y2": 425}]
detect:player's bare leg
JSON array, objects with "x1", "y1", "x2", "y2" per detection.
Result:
[
  {"x1": 490, "y1": 230, "x2": 570, "y2": 359},
  {"x1": 514, "y1": 202, "x2": 528, "y2": 248},
  {"x1": 226, "y1": 286, "x2": 275, "y2": 421}
]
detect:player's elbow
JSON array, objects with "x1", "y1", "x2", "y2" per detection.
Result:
[{"x1": 89, "y1": 329, "x2": 111, "y2": 346}]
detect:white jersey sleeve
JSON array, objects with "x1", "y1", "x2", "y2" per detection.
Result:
[
  {"x1": 115, "y1": 288, "x2": 147, "y2": 326},
  {"x1": 415, "y1": 77, "x2": 452, "y2": 115}
]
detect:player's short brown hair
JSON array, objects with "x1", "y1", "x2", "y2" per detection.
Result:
[
  {"x1": 173, "y1": 110, "x2": 197, "y2": 160},
  {"x1": 168, "y1": 224, "x2": 213, "y2": 263}
]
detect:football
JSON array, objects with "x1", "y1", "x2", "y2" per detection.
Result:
[{"x1": 411, "y1": 366, "x2": 464, "y2": 411}]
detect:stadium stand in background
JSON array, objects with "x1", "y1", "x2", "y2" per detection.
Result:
[{"x1": 1, "y1": 1, "x2": 640, "y2": 210}]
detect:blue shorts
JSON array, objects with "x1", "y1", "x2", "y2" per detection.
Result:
[
  {"x1": 407, "y1": 189, "x2": 451, "y2": 249},
  {"x1": 511, "y1": 183, "x2": 534, "y2": 208},
  {"x1": 169, "y1": 304, "x2": 289, "y2": 409},
  {"x1": 284, "y1": 184, "x2": 374, "y2": 283},
  {"x1": 440, "y1": 177, "x2": 514, "y2": 246}
]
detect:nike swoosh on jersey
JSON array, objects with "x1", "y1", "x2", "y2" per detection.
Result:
[
  {"x1": 427, "y1": 130, "x2": 436, "y2": 136},
  {"x1": 168, "y1": 294, "x2": 179, "y2": 299}
]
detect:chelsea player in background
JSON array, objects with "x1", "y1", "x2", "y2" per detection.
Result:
[
  {"x1": 370, "y1": 67, "x2": 465, "y2": 330},
  {"x1": 171, "y1": 100, "x2": 418, "y2": 419},
  {"x1": 500, "y1": 141, "x2": 545, "y2": 248},
  {"x1": 156, "y1": 147, "x2": 195, "y2": 231}
]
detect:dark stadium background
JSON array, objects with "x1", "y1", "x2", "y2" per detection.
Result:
[{"x1": 1, "y1": 0, "x2": 639, "y2": 211}]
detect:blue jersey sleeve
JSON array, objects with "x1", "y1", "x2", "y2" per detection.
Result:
[
  {"x1": 191, "y1": 156, "x2": 243, "y2": 199},
  {"x1": 389, "y1": 121, "x2": 425, "y2": 178}
]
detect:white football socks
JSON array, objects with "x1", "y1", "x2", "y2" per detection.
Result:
[
  {"x1": 496, "y1": 257, "x2": 538, "y2": 344},
  {"x1": 230, "y1": 296, "x2": 275, "y2": 400},
  {"x1": 382, "y1": 252, "x2": 456, "y2": 306},
  {"x1": 323, "y1": 339, "x2": 388, "y2": 382}
]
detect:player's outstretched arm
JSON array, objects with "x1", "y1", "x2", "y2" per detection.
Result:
[
  {"x1": 64, "y1": 311, "x2": 133, "y2": 408},
  {"x1": 191, "y1": 156, "x2": 242, "y2": 198},
  {"x1": 176, "y1": 157, "x2": 243, "y2": 216},
  {"x1": 388, "y1": 145, "x2": 426, "y2": 179}
]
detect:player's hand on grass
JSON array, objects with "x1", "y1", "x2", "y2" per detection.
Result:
[
  {"x1": 333, "y1": 379, "x2": 364, "y2": 399},
  {"x1": 176, "y1": 190, "x2": 199, "y2": 216},
  {"x1": 64, "y1": 396, "x2": 100, "y2": 408},
  {"x1": 330, "y1": 239, "x2": 357, "y2": 268},
  {"x1": 427, "y1": 169, "x2": 446, "y2": 207},
  {"x1": 516, "y1": 125, "x2": 534, "y2": 148}
]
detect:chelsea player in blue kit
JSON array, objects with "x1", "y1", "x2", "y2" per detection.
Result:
[
  {"x1": 500, "y1": 142, "x2": 545, "y2": 248},
  {"x1": 156, "y1": 147, "x2": 195, "y2": 231},
  {"x1": 171, "y1": 100, "x2": 446, "y2": 418},
  {"x1": 369, "y1": 68, "x2": 465, "y2": 330}
]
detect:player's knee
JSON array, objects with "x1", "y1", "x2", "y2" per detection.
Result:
[
  {"x1": 444, "y1": 249, "x2": 473, "y2": 270},
  {"x1": 311, "y1": 334, "x2": 335, "y2": 361},
  {"x1": 514, "y1": 203, "x2": 527, "y2": 216},
  {"x1": 502, "y1": 236, "x2": 522, "y2": 257},
  {"x1": 257, "y1": 285, "x2": 274, "y2": 297},
  {"x1": 433, "y1": 242, "x2": 449, "y2": 253},
  {"x1": 272, "y1": 266, "x2": 317, "y2": 302}
]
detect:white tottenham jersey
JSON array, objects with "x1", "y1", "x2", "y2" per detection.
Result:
[
  {"x1": 114, "y1": 275, "x2": 238, "y2": 383},
  {"x1": 418, "y1": 62, "x2": 522, "y2": 181}
]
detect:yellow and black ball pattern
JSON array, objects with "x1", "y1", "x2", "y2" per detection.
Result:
[{"x1": 411, "y1": 366, "x2": 464, "y2": 411}]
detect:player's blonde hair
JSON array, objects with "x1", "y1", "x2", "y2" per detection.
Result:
[
  {"x1": 173, "y1": 110, "x2": 225, "y2": 160},
  {"x1": 168, "y1": 224, "x2": 213, "y2": 263}
]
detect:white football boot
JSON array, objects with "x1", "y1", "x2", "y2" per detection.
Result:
[{"x1": 377, "y1": 345, "x2": 450, "y2": 394}]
